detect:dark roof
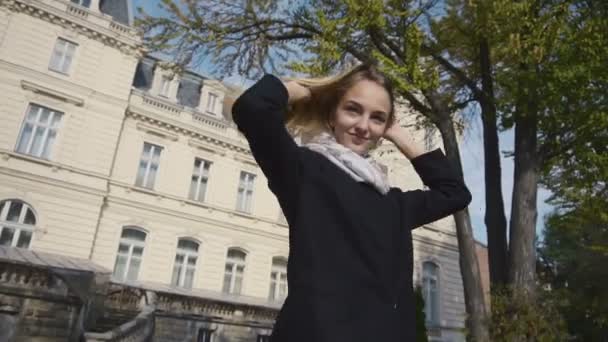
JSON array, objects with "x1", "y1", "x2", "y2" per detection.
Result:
[
  {"x1": 99, "y1": 0, "x2": 133, "y2": 26},
  {"x1": 0, "y1": 245, "x2": 110, "y2": 274}
]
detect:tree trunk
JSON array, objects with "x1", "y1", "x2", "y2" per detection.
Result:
[
  {"x1": 508, "y1": 68, "x2": 539, "y2": 294},
  {"x1": 436, "y1": 113, "x2": 490, "y2": 341},
  {"x1": 478, "y1": 37, "x2": 509, "y2": 288}
]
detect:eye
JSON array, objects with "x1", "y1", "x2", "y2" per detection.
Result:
[
  {"x1": 372, "y1": 114, "x2": 387, "y2": 123},
  {"x1": 344, "y1": 105, "x2": 360, "y2": 115}
]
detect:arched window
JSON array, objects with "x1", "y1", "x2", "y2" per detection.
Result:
[
  {"x1": 222, "y1": 248, "x2": 247, "y2": 294},
  {"x1": 0, "y1": 200, "x2": 36, "y2": 249},
  {"x1": 422, "y1": 261, "x2": 440, "y2": 326},
  {"x1": 268, "y1": 256, "x2": 288, "y2": 301},
  {"x1": 113, "y1": 227, "x2": 147, "y2": 282},
  {"x1": 171, "y1": 238, "x2": 200, "y2": 288}
]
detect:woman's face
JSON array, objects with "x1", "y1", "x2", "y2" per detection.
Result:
[{"x1": 330, "y1": 79, "x2": 391, "y2": 156}]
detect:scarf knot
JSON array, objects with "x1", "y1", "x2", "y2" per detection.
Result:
[{"x1": 303, "y1": 132, "x2": 390, "y2": 194}]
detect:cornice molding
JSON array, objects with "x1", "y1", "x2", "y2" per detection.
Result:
[
  {"x1": 2, "y1": 0, "x2": 143, "y2": 56},
  {"x1": 21, "y1": 80, "x2": 85, "y2": 106}
]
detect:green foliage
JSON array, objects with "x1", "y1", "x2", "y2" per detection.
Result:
[
  {"x1": 539, "y1": 198, "x2": 608, "y2": 340},
  {"x1": 490, "y1": 286, "x2": 568, "y2": 341},
  {"x1": 414, "y1": 286, "x2": 429, "y2": 342}
]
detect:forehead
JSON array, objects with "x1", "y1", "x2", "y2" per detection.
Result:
[{"x1": 341, "y1": 79, "x2": 391, "y2": 114}]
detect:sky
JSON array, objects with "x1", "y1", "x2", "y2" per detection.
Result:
[{"x1": 130, "y1": 0, "x2": 555, "y2": 244}]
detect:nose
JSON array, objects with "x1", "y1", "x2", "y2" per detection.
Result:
[{"x1": 354, "y1": 116, "x2": 370, "y2": 136}]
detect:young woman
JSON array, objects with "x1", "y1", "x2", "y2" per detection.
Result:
[{"x1": 232, "y1": 64, "x2": 472, "y2": 342}]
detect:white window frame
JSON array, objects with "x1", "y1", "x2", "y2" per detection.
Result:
[
  {"x1": 257, "y1": 335, "x2": 271, "y2": 342},
  {"x1": 135, "y1": 142, "x2": 162, "y2": 189},
  {"x1": 422, "y1": 261, "x2": 441, "y2": 327},
  {"x1": 268, "y1": 257, "x2": 288, "y2": 301},
  {"x1": 206, "y1": 93, "x2": 218, "y2": 114},
  {"x1": 171, "y1": 238, "x2": 200, "y2": 288},
  {"x1": 15, "y1": 104, "x2": 63, "y2": 160},
  {"x1": 0, "y1": 200, "x2": 36, "y2": 249},
  {"x1": 222, "y1": 248, "x2": 246, "y2": 295},
  {"x1": 236, "y1": 171, "x2": 255, "y2": 213},
  {"x1": 189, "y1": 158, "x2": 211, "y2": 202},
  {"x1": 197, "y1": 328, "x2": 214, "y2": 342},
  {"x1": 49, "y1": 38, "x2": 77, "y2": 74},
  {"x1": 113, "y1": 228, "x2": 147, "y2": 282},
  {"x1": 159, "y1": 76, "x2": 171, "y2": 97}
]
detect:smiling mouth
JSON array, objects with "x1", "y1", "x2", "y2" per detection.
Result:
[{"x1": 348, "y1": 133, "x2": 370, "y2": 141}]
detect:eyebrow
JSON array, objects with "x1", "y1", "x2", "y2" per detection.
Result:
[{"x1": 344, "y1": 100, "x2": 389, "y2": 117}]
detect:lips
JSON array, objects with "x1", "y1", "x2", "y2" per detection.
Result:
[{"x1": 347, "y1": 133, "x2": 369, "y2": 145}]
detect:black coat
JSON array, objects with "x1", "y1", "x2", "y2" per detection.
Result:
[{"x1": 232, "y1": 75, "x2": 472, "y2": 342}]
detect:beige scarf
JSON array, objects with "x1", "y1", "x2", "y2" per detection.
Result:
[{"x1": 303, "y1": 132, "x2": 390, "y2": 194}]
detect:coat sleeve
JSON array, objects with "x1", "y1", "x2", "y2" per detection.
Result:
[
  {"x1": 400, "y1": 149, "x2": 472, "y2": 229},
  {"x1": 231, "y1": 74, "x2": 300, "y2": 218}
]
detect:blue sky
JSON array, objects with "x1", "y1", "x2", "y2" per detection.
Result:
[{"x1": 131, "y1": 0, "x2": 554, "y2": 244}]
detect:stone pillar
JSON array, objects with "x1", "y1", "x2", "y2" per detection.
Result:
[{"x1": 89, "y1": 0, "x2": 102, "y2": 14}]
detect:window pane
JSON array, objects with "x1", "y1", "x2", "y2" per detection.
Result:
[
  {"x1": 189, "y1": 176, "x2": 199, "y2": 200},
  {"x1": 122, "y1": 228, "x2": 146, "y2": 241},
  {"x1": 136, "y1": 160, "x2": 147, "y2": 186},
  {"x1": 147, "y1": 163, "x2": 158, "y2": 188},
  {"x1": 113, "y1": 254, "x2": 128, "y2": 280},
  {"x1": 6, "y1": 202, "x2": 23, "y2": 222},
  {"x1": 228, "y1": 249, "x2": 246, "y2": 260},
  {"x1": 16, "y1": 123, "x2": 33, "y2": 154},
  {"x1": 184, "y1": 268, "x2": 195, "y2": 288},
  {"x1": 30, "y1": 124, "x2": 45, "y2": 157},
  {"x1": 187, "y1": 256, "x2": 197, "y2": 266},
  {"x1": 233, "y1": 276, "x2": 242, "y2": 294},
  {"x1": 118, "y1": 243, "x2": 129, "y2": 254},
  {"x1": 41, "y1": 129, "x2": 57, "y2": 159},
  {"x1": 269, "y1": 282, "x2": 275, "y2": 300},
  {"x1": 178, "y1": 239, "x2": 199, "y2": 252},
  {"x1": 24, "y1": 208, "x2": 36, "y2": 225},
  {"x1": 171, "y1": 263, "x2": 182, "y2": 286},
  {"x1": 222, "y1": 273, "x2": 232, "y2": 293},
  {"x1": 236, "y1": 265, "x2": 244, "y2": 275},
  {"x1": 17, "y1": 230, "x2": 32, "y2": 248},
  {"x1": 126, "y1": 258, "x2": 141, "y2": 281},
  {"x1": 0, "y1": 227, "x2": 15, "y2": 246},
  {"x1": 132, "y1": 246, "x2": 144, "y2": 257}
]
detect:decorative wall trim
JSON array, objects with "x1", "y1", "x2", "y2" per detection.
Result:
[
  {"x1": 136, "y1": 122, "x2": 178, "y2": 141},
  {"x1": 21, "y1": 80, "x2": 84, "y2": 106}
]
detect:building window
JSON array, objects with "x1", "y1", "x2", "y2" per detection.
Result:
[
  {"x1": 257, "y1": 335, "x2": 271, "y2": 342},
  {"x1": 113, "y1": 227, "x2": 146, "y2": 282},
  {"x1": 0, "y1": 200, "x2": 36, "y2": 249},
  {"x1": 189, "y1": 158, "x2": 211, "y2": 202},
  {"x1": 197, "y1": 328, "x2": 214, "y2": 342},
  {"x1": 71, "y1": 0, "x2": 91, "y2": 7},
  {"x1": 422, "y1": 261, "x2": 440, "y2": 327},
  {"x1": 206, "y1": 93, "x2": 217, "y2": 113},
  {"x1": 236, "y1": 172, "x2": 255, "y2": 213},
  {"x1": 171, "y1": 238, "x2": 199, "y2": 289},
  {"x1": 49, "y1": 38, "x2": 77, "y2": 74},
  {"x1": 222, "y1": 248, "x2": 246, "y2": 295},
  {"x1": 135, "y1": 143, "x2": 162, "y2": 189},
  {"x1": 159, "y1": 76, "x2": 171, "y2": 97},
  {"x1": 269, "y1": 257, "x2": 288, "y2": 301},
  {"x1": 16, "y1": 104, "x2": 63, "y2": 159}
]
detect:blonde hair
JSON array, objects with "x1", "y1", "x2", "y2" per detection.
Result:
[{"x1": 285, "y1": 64, "x2": 396, "y2": 135}]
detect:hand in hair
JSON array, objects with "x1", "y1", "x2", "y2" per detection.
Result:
[
  {"x1": 383, "y1": 122, "x2": 425, "y2": 160},
  {"x1": 284, "y1": 81, "x2": 311, "y2": 104}
]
